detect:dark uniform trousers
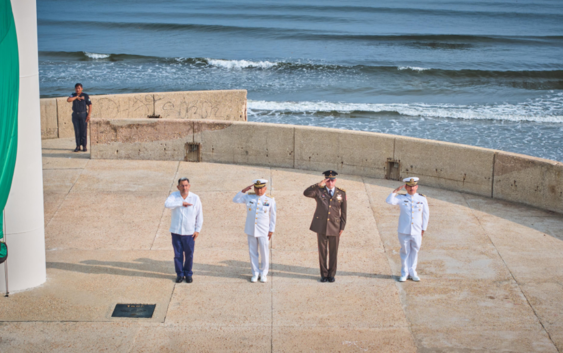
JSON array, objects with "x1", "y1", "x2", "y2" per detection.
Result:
[
  {"x1": 72, "y1": 112, "x2": 88, "y2": 148},
  {"x1": 304, "y1": 184, "x2": 347, "y2": 278},
  {"x1": 317, "y1": 232, "x2": 340, "y2": 278}
]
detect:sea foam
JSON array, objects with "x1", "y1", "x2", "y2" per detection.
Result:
[
  {"x1": 398, "y1": 66, "x2": 430, "y2": 72},
  {"x1": 207, "y1": 59, "x2": 277, "y2": 69},
  {"x1": 84, "y1": 52, "x2": 111, "y2": 59},
  {"x1": 248, "y1": 96, "x2": 563, "y2": 123}
]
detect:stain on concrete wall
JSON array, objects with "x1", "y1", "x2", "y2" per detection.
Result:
[
  {"x1": 154, "y1": 90, "x2": 246, "y2": 121},
  {"x1": 40, "y1": 98, "x2": 58, "y2": 139},
  {"x1": 493, "y1": 152, "x2": 563, "y2": 213},
  {"x1": 45, "y1": 90, "x2": 246, "y2": 139}
]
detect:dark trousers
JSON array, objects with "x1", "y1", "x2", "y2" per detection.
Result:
[
  {"x1": 317, "y1": 233, "x2": 340, "y2": 278},
  {"x1": 72, "y1": 112, "x2": 88, "y2": 148},
  {"x1": 171, "y1": 233, "x2": 195, "y2": 277}
]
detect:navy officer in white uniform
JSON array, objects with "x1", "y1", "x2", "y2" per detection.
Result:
[
  {"x1": 233, "y1": 179, "x2": 277, "y2": 283},
  {"x1": 386, "y1": 177, "x2": 429, "y2": 282},
  {"x1": 165, "y1": 177, "x2": 203, "y2": 284}
]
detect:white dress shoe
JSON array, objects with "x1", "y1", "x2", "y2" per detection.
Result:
[
  {"x1": 398, "y1": 276, "x2": 408, "y2": 282},
  {"x1": 411, "y1": 275, "x2": 420, "y2": 282},
  {"x1": 260, "y1": 275, "x2": 267, "y2": 283},
  {"x1": 250, "y1": 275, "x2": 258, "y2": 283}
]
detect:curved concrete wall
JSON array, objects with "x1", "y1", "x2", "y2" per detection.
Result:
[
  {"x1": 39, "y1": 90, "x2": 247, "y2": 139},
  {"x1": 90, "y1": 118, "x2": 563, "y2": 215}
]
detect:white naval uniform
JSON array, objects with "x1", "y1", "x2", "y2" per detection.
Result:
[
  {"x1": 386, "y1": 192, "x2": 430, "y2": 278},
  {"x1": 233, "y1": 191, "x2": 277, "y2": 276}
]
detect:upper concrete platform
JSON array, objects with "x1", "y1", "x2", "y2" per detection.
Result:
[
  {"x1": 1, "y1": 137, "x2": 562, "y2": 352},
  {"x1": 40, "y1": 91, "x2": 563, "y2": 215}
]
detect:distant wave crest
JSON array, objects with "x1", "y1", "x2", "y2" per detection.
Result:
[
  {"x1": 38, "y1": 51, "x2": 563, "y2": 90},
  {"x1": 248, "y1": 97, "x2": 563, "y2": 123},
  {"x1": 84, "y1": 52, "x2": 110, "y2": 59},
  {"x1": 207, "y1": 59, "x2": 277, "y2": 69},
  {"x1": 398, "y1": 66, "x2": 430, "y2": 72},
  {"x1": 38, "y1": 19, "x2": 563, "y2": 48}
]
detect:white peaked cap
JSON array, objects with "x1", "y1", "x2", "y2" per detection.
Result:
[
  {"x1": 402, "y1": 177, "x2": 419, "y2": 186},
  {"x1": 253, "y1": 179, "x2": 268, "y2": 188}
]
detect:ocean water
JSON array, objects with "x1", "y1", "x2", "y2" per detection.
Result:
[{"x1": 37, "y1": 0, "x2": 563, "y2": 161}]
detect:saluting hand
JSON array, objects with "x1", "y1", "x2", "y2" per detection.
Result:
[
  {"x1": 76, "y1": 96, "x2": 84, "y2": 101},
  {"x1": 242, "y1": 184, "x2": 253, "y2": 193},
  {"x1": 182, "y1": 202, "x2": 193, "y2": 207},
  {"x1": 318, "y1": 178, "x2": 329, "y2": 188},
  {"x1": 393, "y1": 184, "x2": 406, "y2": 194}
]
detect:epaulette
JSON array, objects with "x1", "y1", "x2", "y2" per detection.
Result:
[
  {"x1": 418, "y1": 193, "x2": 426, "y2": 197},
  {"x1": 267, "y1": 194, "x2": 274, "y2": 198},
  {"x1": 398, "y1": 193, "x2": 407, "y2": 196},
  {"x1": 336, "y1": 186, "x2": 346, "y2": 192},
  {"x1": 249, "y1": 192, "x2": 255, "y2": 195}
]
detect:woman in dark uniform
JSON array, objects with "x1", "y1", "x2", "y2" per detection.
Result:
[{"x1": 66, "y1": 83, "x2": 93, "y2": 152}]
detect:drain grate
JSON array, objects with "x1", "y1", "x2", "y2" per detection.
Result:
[{"x1": 112, "y1": 304, "x2": 156, "y2": 318}]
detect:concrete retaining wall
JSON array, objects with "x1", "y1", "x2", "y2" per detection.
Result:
[
  {"x1": 40, "y1": 90, "x2": 247, "y2": 139},
  {"x1": 493, "y1": 152, "x2": 563, "y2": 213},
  {"x1": 394, "y1": 137, "x2": 495, "y2": 197},
  {"x1": 89, "y1": 118, "x2": 563, "y2": 214},
  {"x1": 40, "y1": 98, "x2": 58, "y2": 139}
]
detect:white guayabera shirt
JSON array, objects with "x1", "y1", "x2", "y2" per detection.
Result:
[{"x1": 165, "y1": 191, "x2": 203, "y2": 236}]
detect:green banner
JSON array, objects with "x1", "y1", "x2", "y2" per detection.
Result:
[{"x1": 0, "y1": 0, "x2": 19, "y2": 259}]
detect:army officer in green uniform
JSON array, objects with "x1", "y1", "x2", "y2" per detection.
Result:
[{"x1": 304, "y1": 170, "x2": 347, "y2": 283}]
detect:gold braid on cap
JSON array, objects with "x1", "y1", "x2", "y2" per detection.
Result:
[
  {"x1": 254, "y1": 181, "x2": 266, "y2": 188},
  {"x1": 405, "y1": 178, "x2": 418, "y2": 186}
]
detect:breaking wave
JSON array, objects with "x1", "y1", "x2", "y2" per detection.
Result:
[
  {"x1": 206, "y1": 59, "x2": 277, "y2": 69},
  {"x1": 248, "y1": 96, "x2": 563, "y2": 123}
]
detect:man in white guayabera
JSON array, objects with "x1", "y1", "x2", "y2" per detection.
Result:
[
  {"x1": 165, "y1": 177, "x2": 203, "y2": 284},
  {"x1": 233, "y1": 179, "x2": 277, "y2": 283},
  {"x1": 386, "y1": 177, "x2": 430, "y2": 282}
]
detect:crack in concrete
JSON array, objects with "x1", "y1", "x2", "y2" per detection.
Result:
[
  {"x1": 362, "y1": 177, "x2": 419, "y2": 351},
  {"x1": 462, "y1": 192, "x2": 560, "y2": 353},
  {"x1": 270, "y1": 167, "x2": 274, "y2": 353},
  {"x1": 46, "y1": 158, "x2": 91, "y2": 229}
]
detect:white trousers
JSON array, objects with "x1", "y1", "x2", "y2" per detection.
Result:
[
  {"x1": 247, "y1": 235, "x2": 269, "y2": 276},
  {"x1": 398, "y1": 232, "x2": 422, "y2": 277}
]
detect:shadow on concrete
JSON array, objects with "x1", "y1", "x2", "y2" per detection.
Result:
[
  {"x1": 47, "y1": 257, "x2": 393, "y2": 282},
  {"x1": 42, "y1": 153, "x2": 90, "y2": 159}
]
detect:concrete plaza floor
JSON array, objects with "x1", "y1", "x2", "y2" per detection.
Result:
[{"x1": 1, "y1": 137, "x2": 563, "y2": 352}]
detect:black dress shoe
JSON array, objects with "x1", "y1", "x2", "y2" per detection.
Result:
[
  {"x1": 175, "y1": 276, "x2": 184, "y2": 283},
  {"x1": 73, "y1": 147, "x2": 80, "y2": 152},
  {"x1": 186, "y1": 276, "x2": 193, "y2": 283},
  {"x1": 320, "y1": 277, "x2": 328, "y2": 283},
  {"x1": 82, "y1": 147, "x2": 87, "y2": 152},
  {"x1": 328, "y1": 277, "x2": 335, "y2": 283}
]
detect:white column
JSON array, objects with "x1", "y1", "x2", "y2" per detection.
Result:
[{"x1": 0, "y1": 0, "x2": 46, "y2": 292}]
